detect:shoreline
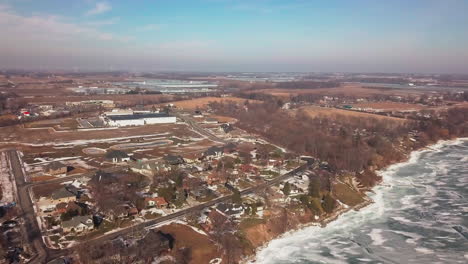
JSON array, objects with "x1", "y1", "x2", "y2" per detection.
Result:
[{"x1": 244, "y1": 137, "x2": 468, "y2": 264}]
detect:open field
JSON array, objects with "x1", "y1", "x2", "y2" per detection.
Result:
[
  {"x1": 24, "y1": 118, "x2": 79, "y2": 129},
  {"x1": 159, "y1": 223, "x2": 222, "y2": 264},
  {"x1": 208, "y1": 114, "x2": 238, "y2": 123},
  {"x1": 248, "y1": 84, "x2": 426, "y2": 98},
  {"x1": 169, "y1": 96, "x2": 257, "y2": 110},
  {"x1": 353, "y1": 101, "x2": 426, "y2": 111},
  {"x1": 299, "y1": 106, "x2": 407, "y2": 123},
  {"x1": 0, "y1": 123, "x2": 199, "y2": 146},
  {"x1": 11, "y1": 94, "x2": 173, "y2": 105}
]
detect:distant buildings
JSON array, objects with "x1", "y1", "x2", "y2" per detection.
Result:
[
  {"x1": 66, "y1": 100, "x2": 115, "y2": 108},
  {"x1": 102, "y1": 109, "x2": 176, "y2": 127}
]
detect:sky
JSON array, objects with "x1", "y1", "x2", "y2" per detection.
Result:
[{"x1": 0, "y1": 0, "x2": 467, "y2": 73}]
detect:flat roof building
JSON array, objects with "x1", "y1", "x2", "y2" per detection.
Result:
[{"x1": 103, "y1": 111, "x2": 176, "y2": 127}]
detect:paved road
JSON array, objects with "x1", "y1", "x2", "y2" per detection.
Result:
[
  {"x1": 69, "y1": 163, "x2": 309, "y2": 248},
  {"x1": 7, "y1": 150, "x2": 50, "y2": 263},
  {"x1": 6, "y1": 148, "x2": 308, "y2": 262},
  {"x1": 174, "y1": 112, "x2": 227, "y2": 144}
]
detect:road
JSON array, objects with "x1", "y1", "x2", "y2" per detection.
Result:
[
  {"x1": 7, "y1": 150, "x2": 50, "y2": 263},
  {"x1": 174, "y1": 112, "x2": 227, "y2": 144},
  {"x1": 71, "y1": 163, "x2": 309, "y2": 247},
  {"x1": 6, "y1": 148, "x2": 308, "y2": 262}
]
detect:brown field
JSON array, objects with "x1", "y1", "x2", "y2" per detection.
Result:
[
  {"x1": 249, "y1": 84, "x2": 425, "y2": 98},
  {"x1": 24, "y1": 118, "x2": 78, "y2": 129},
  {"x1": 12, "y1": 94, "x2": 172, "y2": 105},
  {"x1": 208, "y1": 114, "x2": 237, "y2": 123},
  {"x1": 0, "y1": 123, "x2": 198, "y2": 146},
  {"x1": 169, "y1": 96, "x2": 257, "y2": 110},
  {"x1": 159, "y1": 223, "x2": 223, "y2": 264},
  {"x1": 299, "y1": 106, "x2": 407, "y2": 123},
  {"x1": 353, "y1": 101, "x2": 426, "y2": 111}
]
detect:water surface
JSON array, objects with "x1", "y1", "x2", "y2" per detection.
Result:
[{"x1": 256, "y1": 139, "x2": 468, "y2": 264}]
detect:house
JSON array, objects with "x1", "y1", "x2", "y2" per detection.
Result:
[
  {"x1": 44, "y1": 161, "x2": 67, "y2": 175},
  {"x1": 111, "y1": 205, "x2": 130, "y2": 219},
  {"x1": 130, "y1": 160, "x2": 166, "y2": 177},
  {"x1": 189, "y1": 185, "x2": 213, "y2": 200},
  {"x1": 61, "y1": 215, "x2": 94, "y2": 233},
  {"x1": 206, "y1": 171, "x2": 227, "y2": 185},
  {"x1": 240, "y1": 164, "x2": 258, "y2": 175},
  {"x1": 48, "y1": 187, "x2": 76, "y2": 205},
  {"x1": 220, "y1": 123, "x2": 234, "y2": 133},
  {"x1": 180, "y1": 152, "x2": 200, "y2": 164},
  {"x1": 203, "y1": 146, "x2": 224, "y2": 159},
  {"x1": 163, "y1": 154, "x2": 185, "y2": 165},
  {"x1": 216, "y1": 203, "x2": 244, "y2": 219},
  {"x1": 144, "y1": 197, "x2": 168, "y2": 209},
  {"x1": 53, "y1": 202, "x2": 68, "y2": 216},
  {"x1": 106, "y1": 150, "x2": 131, "y2": 163}
]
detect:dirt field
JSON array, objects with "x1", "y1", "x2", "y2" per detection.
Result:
[
  {"x1": 353, "y1": 101, "x2": 426, "y2": 111},
  {"x1": 168, "y1": 96, "x2": 257, "y2": 110},
  {"x1": 248, "y1": 84, "x2": 425, "y2": 98},
  {"x1": 299, "y1": 106, "x2": 407, "y2": 123}
]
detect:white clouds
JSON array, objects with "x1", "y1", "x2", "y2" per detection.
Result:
[
  {"x1": 86, "y1": 2, "x2": 111, "y2": 16},
  {"x1": 0, "y1": 5, "x2": 130, "y2": 55}
]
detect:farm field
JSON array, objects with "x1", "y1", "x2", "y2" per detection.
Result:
[
  {"x1": 248, "y1": 84, "x2": 425, "y2": 98},
  {"x1": 168, "y1": 96, "x2": 256, "y2": 110},
  {"x1": 353, "y1": 101, "x2": 426, "y2": 111},
  {"x1": 298, "y1": 106, "x2": 408, "y2": 123}
]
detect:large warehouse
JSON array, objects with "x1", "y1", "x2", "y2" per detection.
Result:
[{"x1": 103, "y1": 112, "x2": 176, "y2": 127}]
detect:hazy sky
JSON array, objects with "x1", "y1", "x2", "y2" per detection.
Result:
[{"x1": 1, "y1": 0, "x2": 467, "y2": 73}]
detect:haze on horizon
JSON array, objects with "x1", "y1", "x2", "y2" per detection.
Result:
[{"x1": 1, "y1": 0, "x2": 467, "y2": 74}]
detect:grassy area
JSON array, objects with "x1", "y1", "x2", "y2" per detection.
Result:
[
  {"x1": 260, "y1": 170, "x2": 279, "y2": 177},
  {"x1": 77, "y1": 220, "x2": 117, "y2": 240},
  {"x1": 333, "y1": 182, "x2": 365, "y2": 206},
  {"x1": 237, "y1": 179, "x2": 254, "y2": 190},
  {"x1": 144, "y1": 212, "x2": 162, "y2": 220}
]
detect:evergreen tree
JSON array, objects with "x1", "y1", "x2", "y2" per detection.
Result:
[{"x1": 282, "y1": 182, "x2": 291, "y2": 196}]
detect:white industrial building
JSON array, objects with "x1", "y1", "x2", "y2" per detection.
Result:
[{"x1": 102, "y1": 110, "x2": 176, "y2": 127}]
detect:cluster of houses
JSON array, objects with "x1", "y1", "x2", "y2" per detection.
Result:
[{"x1": 29, "y1": 110, "x2": 315, "y2": 248}]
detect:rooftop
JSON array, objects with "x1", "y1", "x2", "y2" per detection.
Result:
[{"x1": 107, "y1": 113, "x2": 172, "y2": 121}]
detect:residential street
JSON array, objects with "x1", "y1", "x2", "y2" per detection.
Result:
[
  {"x1": 5, "y1": 148, "x2": 308, "y2": 263},
  {"x1": 7, "y1": 150, "x2": 50, "y2": 263}
]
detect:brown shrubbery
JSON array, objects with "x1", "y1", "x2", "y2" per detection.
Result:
[{"x1": 209, "y1": 100, "x2": 468, "y2": 187}]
